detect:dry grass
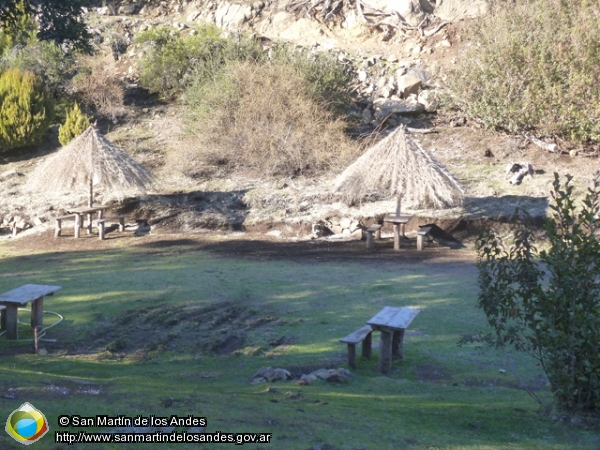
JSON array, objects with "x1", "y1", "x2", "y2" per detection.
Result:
[
  {"x1": 71, "y1": 53, "x2": 125, "y2": 119},
  {"x1": 181, "y1": 61, "x2": 362, "y2": 178},
  {"x1": 334, "y1": 126, "x2": 464, "y2": 208}
]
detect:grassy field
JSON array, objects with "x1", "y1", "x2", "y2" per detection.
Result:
[{"x1": 0, "y1": 235, "x2": 598, "y2": 449}]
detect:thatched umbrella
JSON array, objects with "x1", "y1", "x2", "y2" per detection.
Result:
[
  {"x1": 334, "y1": 125, "x2": 463, "y2": 211},
  {"x1": 27, "y1": 125, "x2": 154, "y2": 206}
]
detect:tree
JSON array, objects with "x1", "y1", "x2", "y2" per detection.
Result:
[
  {"x1": 0, "y1": 67, "x2": 54, "y2": 152},
  {"x1": 58, "y1": 102, "x2": 89, "y2": 146},
  {"x1": 476, "y1": 173, "x2": 600, "y2": 414},
  {"x1": 0, "y1": 0, "x2": 90, "y2": 50}
]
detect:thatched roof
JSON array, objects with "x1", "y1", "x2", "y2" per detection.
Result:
[
  {"x1": 334, "y1": 125, "x2": 463, "y2": 208},
  {"x1": 27, "y1": 126, "x2": 154, "y2": 202}
]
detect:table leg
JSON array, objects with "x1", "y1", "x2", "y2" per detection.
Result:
[
  {"x1": 378, "y1": 330, "x2": 393, "y2": 374},
  {"x1": 392, "y1": 329, "x2": 405, "y2": 360},
  {"x1": 4, "y1": 305, "x2": 19, "y2": 340},
  {"x1": 0, "y1": 307, "x2": 6, "y2": 331},
  {"x1": 362, "y1": 331, "x2": 372, "y2": 359},
  {"x1": 31, "y1": 297, "x2": 44, "y2": 329},
  {"x1": 393, "y1": 224, "x2": 400, "y2": 251},
  {"x1": 74, "y1": 214, "x2": 81, "y2": 238},
  {"x1": 400, "y1": 223, "x2": 406, "y2": 237},
  {"x1": 86, "y1": 212, "x2": 93, "y2": 234}
]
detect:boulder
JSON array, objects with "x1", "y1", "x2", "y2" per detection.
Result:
[
  {"x1": 434, "y1": 0, "x2": 490, "y2": 21},
  {"x1": 418, "y1": 89, "x2": 439, "y2": 113},
  {"x1": 374, "y1": 98, "x2": 425, "y2": 118},
  {"x1": 397, "y1": 75, "x2": 422, "y2": 98},
  {"x1": 118, "y1": 4, "x2": 137, "y2": 15}
]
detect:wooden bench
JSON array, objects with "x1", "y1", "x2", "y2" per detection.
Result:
[
  {"x1": 365, "y1": 224, "x2": 382, "y2": 249},
  {"x1": 417, "y1": 226, "x2": 433, "y2": 251},
  {"x1": 96, "y1": 215, "x2": 126, "y2": 240},
  {"x1": 54, "y1": 214, "x2": 80, "y2": 238},
  {"x1": 339, "y1": 325, "x2": 373, "y2": 369}
]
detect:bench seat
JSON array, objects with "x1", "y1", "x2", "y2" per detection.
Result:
[
  {"x1": 365, "y1": 224, "x2": 382, "y2": 249},
  {"x1": 54, "y1": 214, "x2": 79, "y2": 238},
  {"x1": 96, "y1": 215, "x2": 126, "y2": 240},
  {"x1": 417, "y1": 226, "x2": 433, "y2": 251},
  {"x1": 340, "y1": 325, "x2": 373, "y2": 368}
]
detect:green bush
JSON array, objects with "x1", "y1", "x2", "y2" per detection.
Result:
[
  {"x1": 476, "y1": 173, "x2": 600, "y2": 413},
  {"x1": 58, "y1": 102, "x2": 89, "y2": 146},
  {"x1": 135, "y1": 24, "x2": 264, "y2": 98},
  {"x1": 448, "y1": 0, "x2": 600, "y2": 144},
  {"x1": 180, "y1": 61, "x2": 359, "y2": 178},
  {"x1": 0, "y1": 68, "x2": 54, "y2": 152}
]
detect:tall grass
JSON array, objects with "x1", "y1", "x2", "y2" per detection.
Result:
[{"x1": 448, "y1": 0, "x2": 600, "y2": 144}]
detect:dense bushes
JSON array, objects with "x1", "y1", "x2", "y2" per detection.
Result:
[
  {"x1": 58, "y1": 103, "x2": 89, "y2": 146},
  {"x1": 181, "y1": 61, "x2": 359, "y2": 177},
  {"x1": 449, "y1": 0, "x2": 600, "y2": 143},
  {"x1": 477, "y1": 173, "x2": 600, "y2": 413},
  {"x1": 0, "y1": 68, "x2": 54, "y2": 152}
]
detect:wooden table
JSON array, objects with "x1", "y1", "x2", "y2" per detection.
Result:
[
  {"x1": 383, "y1": 215, "x2": 413, "y2": 250},
  {"x1": 67, "y1": 205, "x2": 111, "y2": 238},
  {"x1": 367, "y1": 306, "x2": 420, "y2": 374},
  {"x1": 0, "y1": 284, "x2": 61, "y2": 339}
]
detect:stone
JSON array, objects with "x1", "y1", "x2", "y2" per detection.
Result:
[
  {"x1": 349, "y1": 220, "x2": 361, "y2": 232},
  {"x1": 357, "y1": 70, "x2": 368, "y2": 82},
  {"x1": 434, "y1": 0, "x2": 490, "y2": 21},
  {"x1": 374, "y1": 98, "x2": 425, "y2": 117},
  {"x1": 187, "y1": 11, "x2": 201, "y2": 22},
  {"x1": 418, "y1": 89, "x2": 439, "y2": 112},
  {"x1": 0, "y1": 169, "x2": 21, "y2": 180},
  {"x1": 362, "y1": 108, "x2": 373, "y2": 123},
  {"x1": 252, "y1": 366, "x2": 274, "y2": 380},
  {"x1": 309, "y1": 369, "x2": 330, "y2": 380},
  {"x1": 97, "y1": 6, "x2": 112, "y2": 15},
  {"x1": 397, "y1": 75, "x2": 422, "y2": 98},
  {"x1": 342, "y1": 229, "x2": 351, "y2": 236},
  {"x1": 438, "y1": 39, "x2": 452, "y2": 48},
  {"x1": 350, "y1": 229, "x2": 363, "y2": 240},
  {"x1": 250, "y1": 377, "x2": 267, "y2": 385},
  {"x1": 331, "y1": 225, "x2": 343, "y2": 235},
  {"x1": 118, "y1": 4, "x2": 137, "y2": 15},
  {"x1": 339, "y1": 217, "x2": 352, "y2": 229},
  {"x1": 33, "y1": 217, "x2": 44, "y2": 227},
  {"x1": 270, "y1": 368, "x2": 291, "y2": 381}
]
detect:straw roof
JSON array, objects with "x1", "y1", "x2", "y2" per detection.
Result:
[
  {"x1": 334, "y1": 125, "x2": 463, "y2": 208},
  {"x1": 27, "y1": 126, "x2": 154, "y2": 203}
]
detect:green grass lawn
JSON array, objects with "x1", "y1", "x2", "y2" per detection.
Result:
[{"x1": 0, "y1": 236, "x2": 598, "y2": 449}]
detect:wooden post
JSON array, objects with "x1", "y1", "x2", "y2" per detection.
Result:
[
  {"x1": 55, "y1": 219, "x2": 62, "y2": 238},
  {"x1": 31, "y1": 297, "x2": 44, "y2": 329},
  {"x1": 74, "y1": 214, "x2": 81, "y2": 238},
  {"x1": 375, "y1": 227, "x2": 381, "y2": 240},
  {"x1": 98, "y1": 222, "x2": 105, "y2": 240},
  {"x1": 347, "y1": 344, "x2": 357, "y2": 369},
  {"x1": 378, "y1": 330, "x2": 393, "y2": 374},
  {"x1": 361, "y1": 331, "x2": 372, "y2": 359},
  {"x1": 392, "y1": 329, "x2": 405, "y2": 360},
  {"x1": 0, "y1": 305, "x2": 6, "y2": 331},
  {"x1": 118, "y1": 217, "x2": 125, "y2": 232},
  {"x1": 4, "y1": 305, "x2": 19, "y2": 340},
  {"x1": 393, "y1": 224, "x2": 400, "y2": 251}
]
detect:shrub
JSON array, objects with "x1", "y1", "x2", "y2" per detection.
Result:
[
  {"x1": 476, "y1": 173, "x2": 600, "y2": 413},
  {"x1": 0, "y1": 68, "x2": 54, "y2": 152},
  {"x1": 58, "y1": 103, "x2": 89, "y2": 146},
  {"x1": 181, "y1": 61, "x2": 360, "y2": 178},
  {"x1": 71, "y1": 54, "x2": 125, "y2": 119},
  {"x1": 448, "y1": 0, "x2": 600, "y2": 144},
  {"x1": 135, "y1": 24, "x2": 264, "y2": 98}
]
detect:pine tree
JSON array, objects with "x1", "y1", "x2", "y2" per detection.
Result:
[
  {"x1": 0, "y1": 68, "x2": 54, "y2": 152},
  {"x1": 58, "y1": 103, "x2": 90, "y2": 146}
]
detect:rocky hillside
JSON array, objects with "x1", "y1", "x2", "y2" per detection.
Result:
[{"x1": 2, "y1": 0, "x2": 596, "y2": 241}]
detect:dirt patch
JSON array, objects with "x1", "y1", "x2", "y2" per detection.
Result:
[{"x1": 415, "y1": 363, "x2": 452, "y2": 383}]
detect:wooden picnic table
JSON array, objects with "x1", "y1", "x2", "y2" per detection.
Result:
[
  {"x1": 367, "y1": 306, "x2": 420, "y2": 374},
  {"x1": 0, "y1": 284, "x2": 62, "y2": 340},
  {"x1": 67, "y1": 205, "x2": 111, "y2": 237},
  {"x1": 383, "y1": 215, "x2": 413, "y2": 250}
]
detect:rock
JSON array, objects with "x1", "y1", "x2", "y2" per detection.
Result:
[
  {"x1": 331, "y1": 225, "x2": 343, "y2": 235},
  {"x1": 397, "y1": 75, "x2": 422, "y2": 98},
  {"x1": 33, "y1": 217, "x2": 44, "y2": 227},
  {"x1": 37, "y1": 348, "x2": 48, "y2": 356},
  {"x1": 504, "y1": 162, "x2": 533, "y2": 185},
  {"x1": 437, "y1": 39, "x2": 452, "y2": 48},
  {"x1": 350, "y1": 228, "x2": 363, "y2": 240},
  {"x1": 270, "y1": 368, "x2": 291, "y2": 382},
  {"x1": 369, "y1": 0, "x2": 426, "y2": 26},
  {"x1": 325, "y1": 371, "x2": 348, "y2": 383},
  {"x1": 339, "y1": 217, "x2": 352, "y2": 229},
  {"x1": 297, "y1": 378, "x2": 310, "y2": 385},
  {"x1": 0, "y1": 169, "x2": 21, "y2": 180},
  {"x1": 187, "y1": 10, "x2": 201, "y2": 22},
  {"x1": 118, "y1": 4, "x2": 137, "y2": 15},
  {"x1": 15, "y1": 221, "x2": 27, "y2": 230},
  {"x1": 250, "y1": 377, "x2": 267, "y2": 385},
  {"x1": 357, "y1": 70, "x2": 368, "y2": 82},
  {"x1": 434, "y1": 0, "x2": 490, "y2": 21},
  {"x1": 418, "y1": 89, "x2": 439, "y2": 112},
  {"x1": 342, "y1": 229, "x2": 351, "y2": 236},
  {"x1": 97, "y1": 6, "x2": 113, "y2": 15},
  {"x1": 374, "y1": 98, "x2": 425, "y2": 118},
  {"x1": 362, "y1": 108, "x2": 373, "y2": 123},
  {"x1": 349, "y1": 220, "x2": 361, "y2": 232},
  {"x1": 570, "y1": 149, "x2": 578, "y2": 158},
  {"x1": 309, "y1": 369, "x2": 330, "y2": 380},
  {"x1": 252, "y1": 366, "x2": 274, "y2": 380}
]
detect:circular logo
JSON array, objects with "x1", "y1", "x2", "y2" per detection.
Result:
[{"x1": 6, "y1": 402, "x2": 49, "y2": 445}]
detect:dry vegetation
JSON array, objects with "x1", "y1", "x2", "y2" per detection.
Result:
[{"x1": 179, "y1": 61, "x2": 362, "y2": 178}]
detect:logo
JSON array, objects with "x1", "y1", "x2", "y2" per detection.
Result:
[{"x1": 6, "y1": 402, "x2": 49, "y2": 445}]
